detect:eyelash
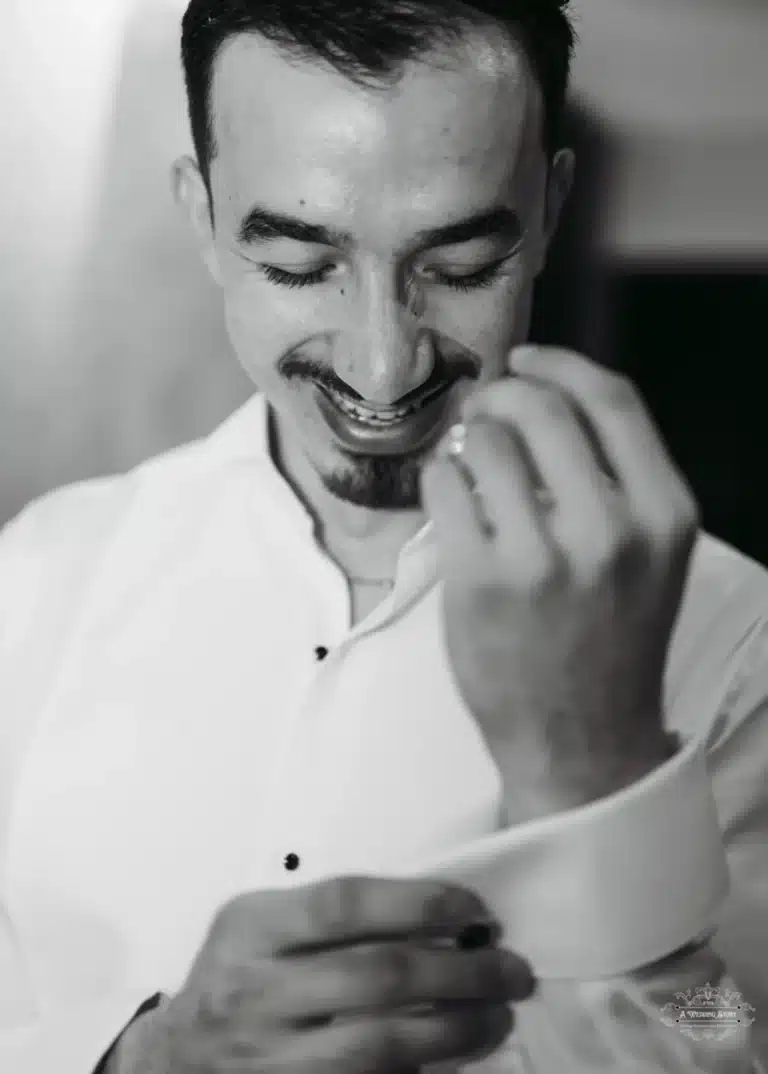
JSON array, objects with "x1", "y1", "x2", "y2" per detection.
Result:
[{"x1": 259, "y1": 260, "x2": 507, "y2": 293}]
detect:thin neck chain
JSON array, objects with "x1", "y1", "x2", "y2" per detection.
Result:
[{"x1": 349, "y1": 576, "x2": 395, "y2": 588}]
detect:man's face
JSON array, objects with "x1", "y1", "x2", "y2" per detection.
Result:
[{"x1": 176, "y1": 28, "x2": 572, "y2": 509}]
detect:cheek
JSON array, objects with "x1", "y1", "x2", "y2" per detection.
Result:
[
  {"x1": 429, "y1": 268, "x2": 533, "y2": 371},
  {"x1": 221, "y1": 269, "x2": 341, "y2": 365},
  {"x1": 221, "y1": 275, "x2": 294, "y2": 373}
]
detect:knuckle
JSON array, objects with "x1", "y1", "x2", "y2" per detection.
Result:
[
  {"x1": 520, "y1": 548, "x2": 563, "y2": 594},
  {"x1": 362, "y1": 1019, "x2": 407, "y2": 1071},
  {"x1": 374, "y1": 944, "x2": 415, "y2": 1004},
  {"x1": 213, "y1": 891, "x2": 260, "y2": 935},
  {"x1": 253, "y1": 959, "x2": 296, "y2": 1019},
  {"x1": 225, "y1": 1027, "x2": 268, "y2": 1063},
  {"x1": 309, "y1": 875, "x2": 363, "y2": 935},
  {"x1": 645, "y1": 489, "x2": 700, "y2": 550},
  {"x1": 210, "y1": 896, "x2": 241, "y2": 938},
  {"x1": 204, "y1": 904, "x2": 246, "y2": 962},
  {"x1": 572, "y1": 545, "x2": 614, "y2": 587},
  {"x1": 609, "y1": 526, "x2": 649, "y2": 569},
  {"x1": 420, "y1": 881, "x2": 487, "y2": 930},
  {"x1": 464, "y1": 415, "x2": 495, "y2": 449},
  {"x1": 670, "y1": 493, "x2": 700, "y2": 541},
  {"x1": 196, "y1": 963, "x2": 254, "y2": 1027},
  {"x1": 573, "y1": 522, "x2": 644, "y2": 581},
  {"x1": 503, "y1": 378, "x2": 571, "y2": 424},
  {"x1": 536, "y1": 388, "x2": 572, "y2": 424},
  {"x1": 602, "y1": 371, "x2": 637, "y2": 410},
  {"x1": 313, "y1": 947, "x2": 367, "y2": 1012}
]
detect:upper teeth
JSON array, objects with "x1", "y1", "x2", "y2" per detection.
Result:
[{"x1": 325, "y1": 386, "x2": 434, "y2": 424}]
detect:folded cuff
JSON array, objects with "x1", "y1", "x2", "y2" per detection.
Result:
[{"x1": 402, "y1": 735, "x2": 729, "y2": 980}]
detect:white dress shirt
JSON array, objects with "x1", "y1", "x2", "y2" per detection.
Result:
[{"x1": 1, "y1": 393, "x2": 767, "y2": 1074}]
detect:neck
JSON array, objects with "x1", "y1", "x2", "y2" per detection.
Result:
[{"x1": 268, "y1": 407, "x2": 425, "y2": 581}]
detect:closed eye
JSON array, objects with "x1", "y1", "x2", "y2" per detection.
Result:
[
  {"x1": 427, "y1": 257, "x2": 511, "y2": 293},
  {"x1": 258, "y1": 252, "x2": 516, "y2": 292},
  {"x1": 260, "y1": 264, "x2": 333, "y2": 289}
]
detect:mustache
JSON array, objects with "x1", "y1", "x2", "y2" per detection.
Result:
[{"x1": 279, "y1": 352, "x2": 480, "y2": 403}]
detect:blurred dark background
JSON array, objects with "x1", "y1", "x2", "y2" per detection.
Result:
[{"x1": 531, "y1": 101, "x2": 767, "y2": 567}]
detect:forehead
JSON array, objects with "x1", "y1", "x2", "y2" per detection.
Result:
[{"x1": 210, "y1": 29, "x2": 544, "y2": 237}]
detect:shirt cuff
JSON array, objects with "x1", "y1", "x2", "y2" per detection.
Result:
[{"x1": 399, "y1": 735, "x2": 729, "y2": 981}]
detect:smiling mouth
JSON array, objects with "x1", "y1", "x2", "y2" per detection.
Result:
[{"x1": 316, "y1": 377, "x2": 453, "y2": 427}]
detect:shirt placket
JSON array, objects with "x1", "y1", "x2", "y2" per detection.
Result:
[
  {"x1": 255, "y1": 638, "x2": 353, "y2": 888},
  {"x1": 253, "y1": 522, "x2": 438, "y2": 888}
]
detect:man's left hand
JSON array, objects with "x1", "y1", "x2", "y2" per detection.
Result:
[{"x1": 421, "y1": 346, "x2": 698, "y2": 823}]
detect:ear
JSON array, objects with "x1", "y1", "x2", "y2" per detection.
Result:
[
  {"x1": 535, "y1": 147, "x2": 576, "y2": 272},
  {"x1": 171, "y1": 155, "x2": 224, "y2": 286}
]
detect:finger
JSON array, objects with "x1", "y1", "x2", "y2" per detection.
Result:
[
  {"x1": 509, "y1": 346, "x2": 693, "y2": 522},
  {"x1": 279, "y1": 1002, "x2": 515, "y2": 1072},
  {"x1": 462, "y1": 377, "x2": 615, "y2": 537},
  {"x1": 421, "y1": 451, "x2": 488, "y2": 577},
  {"x1": 263, "y1": 944, "x2": 535, "y2": 1021},
  {"x1": 215, "y1": 877, "x2": 498, "y2": 958},
  {"x1": 460, "y1": 418, "x2": 552, "y2": 558}
]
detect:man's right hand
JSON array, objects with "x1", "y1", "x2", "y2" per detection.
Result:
[{"x1": 110, "y1": 876, "x2": 535, "y2": 1073}]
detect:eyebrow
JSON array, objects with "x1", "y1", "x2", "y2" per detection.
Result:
[{"x1": 236, "y1": 205, "x2": 522, "y2": 252}]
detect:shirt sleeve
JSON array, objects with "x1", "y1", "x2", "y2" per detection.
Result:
[
  {"x1": 0, "y1": 490, "x2": 159, "y2": 1074},
  {"x1": 502, "y1": 617, "x2": 768, "y2": 1074},
  {"x1": 410, "y1": 619, "x2": 768, "y2": 1073}
]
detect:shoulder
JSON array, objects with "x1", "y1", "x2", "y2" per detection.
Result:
[
  {"x1": 1, "y1": 434, "x2": 210, "y2": 552},
  {"x1": 0, "y1": 435, "x2": 213, "y2": 652},
  {"x1": 0, "y1": 394, "x2": 265, "y2": 579}
]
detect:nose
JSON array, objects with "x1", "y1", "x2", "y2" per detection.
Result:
[{"x1": 332, "y1": 269, "x2": 435, "y2": 404}]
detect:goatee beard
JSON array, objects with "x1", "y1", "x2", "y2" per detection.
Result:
[{"x1": 321, "y1": 452, "x2": 424, "y2": 509}]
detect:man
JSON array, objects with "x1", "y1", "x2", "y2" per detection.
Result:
[{"x1": 0, "y1": 1, "x2": 766, "y2": 1071}]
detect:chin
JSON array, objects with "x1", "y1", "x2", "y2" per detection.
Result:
[{"x1": 319, "y1": 451, "x2": 425, "y2": 510}]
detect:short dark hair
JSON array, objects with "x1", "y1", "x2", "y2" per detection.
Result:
[{"x1": 181, "y1": 0, "x2": 576, "y2": 202}]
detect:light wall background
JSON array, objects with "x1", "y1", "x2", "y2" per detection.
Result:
[
  {"x1": 0, "y1": 0, "x2": 251, "y2": 526},
  {"x1": 1, "y1": 0, "x2": 766, "y2": 526}
]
